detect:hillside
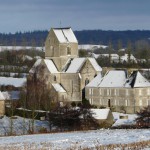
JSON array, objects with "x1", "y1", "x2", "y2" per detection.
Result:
[{"x1": 0, "y1": 30, "x2": 150, "y2": 48}]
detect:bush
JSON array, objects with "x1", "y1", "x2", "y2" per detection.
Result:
[{"x1": 136, "y1": 106, "x2": 150, "y2": 128}]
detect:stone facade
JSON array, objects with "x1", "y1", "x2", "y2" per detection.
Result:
[
  {"x1": 86, "y1": 87, "x2": 150, "y2": 113},
  {"x1": 85, "y1": 70, "x2": 150, "y2": 113}
]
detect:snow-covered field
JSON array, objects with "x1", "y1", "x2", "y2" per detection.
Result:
[
  {"x1": 0, "y1": 129, "x2": 149, "y2": 149},
  {"x1": 0, "y1": 77, "x2": 26, "y2": 87},
  {"x1": 0, "y1": 113, "x2": 149, "y2": 149}
]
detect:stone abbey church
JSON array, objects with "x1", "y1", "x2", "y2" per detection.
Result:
[
  {"x1": 29, "y1": 27, "x2": 102, "y2": 103},
  {"x1": 29, "y1": 27, "x2": 150, "y2": 113}
]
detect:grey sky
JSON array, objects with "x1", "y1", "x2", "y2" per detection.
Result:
[{"x1": 0, "y1": 0, "x2": 150, "y2": 33}]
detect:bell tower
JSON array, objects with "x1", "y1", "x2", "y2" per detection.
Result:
[{"x1": 45, "y1": 27, "x2": 78, "y2": 71}]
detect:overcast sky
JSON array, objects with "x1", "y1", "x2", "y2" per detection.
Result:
[{"x1": 0, "y1": 0, "x2": 150, "y2": 33}]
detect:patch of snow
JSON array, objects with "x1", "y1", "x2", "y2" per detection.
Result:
[
  {"x1": 0, "y1": 129, "x2": 149, "y2": 149},
  {"x1": 88, "y1": 58, "x2": 102, "y2": 72},
  {"x1": 62, "y1": 28, "x2": 78, "y2": 43},
  {"x1": 125, "y1": 71, "x2": 150, "y2": 88},
  {"x1": 53, "y1": 28, "x2": 77, "y2": 43},
  {"x1": 44, "y1": 59, "x2": 58, "y2": 73},
  {"x1": 78, "y1": 44, "x2": 108, "y2": 50},
  {"x1": 0, "y1": 46, "x2": 44, "y2": 52},
  {"x1": 121, "y1": 54, "x2": 137, "y2": 63},
  {"x1": 112, "y1": 112, "x2": 137, "y2": 127},
  {"x1": 0, "y1": 116, "x2": 50, "y2": 136},
  {"x1": 29, "y1": 59, "x2": 42, "y2": 73},
  {"x1": 52, "y1": 83, "x2": 66, "y2": 93},
  {"x1": 66, "y1": 58, "x2": 86, "y2": 73},
  {"x1": 91, "y1": 109, "x2": 110, "y2": 120},
  {"x1": 2, "y1": 91, "x2": 20, "y2": 100},
  {"x1": 0, "y1": 77, "x2": 26, "y2": 87},
  {"x1": 86, "y1": 73, "x2": 102, "y2": 87}
]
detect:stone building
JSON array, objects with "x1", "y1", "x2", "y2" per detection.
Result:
[
  {"x1": 85, "y1": 70, "x2": 150, "y2": 113},
  {"x1": 29, "y1": 27, "x2": 102, "y2": 104}
]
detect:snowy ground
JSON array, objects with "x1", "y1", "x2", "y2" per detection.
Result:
[
  {"x1": 0, "y1": 116, "x2": 50, "y2": 136},
  {"x1": 0, "y1": 113, "x2": 149, "y2": 149},
  {"x1": 0, "y1": 112, "x2": 137, "y2": 136},
  {"x1": 0, "y1": 77, "x2": 26, "y2": 87},
  {"x1": 0, "y1": 129, "x2": 149, "y2": 149}
]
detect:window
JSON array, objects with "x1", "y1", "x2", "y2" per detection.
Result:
[
  {"x1": 54, "y1": 75, "x2": 56, "y2": 81},
  {"x1": 107, "y1": 89, "x2": 110, "y2": 96},
  {"x1": 100, "y1": 99, "x2": 102, "y2": 105},
  {"x1": 126, "y1": 89, "x2": 129, "y2": 96},
  {"x1": 114, "y1": 89, "x2": 118, "y2": 96},
  {"x1": 125, "y1": 100, "x2": 128, "y2": 106},
  {"x1": 139, "y1": 89, "x2": 142, "y2": 96},
  {"x1": 89, "y1": 88, "x2": 93, "y2": 95},
  {"x1": 139, "y1": 99, "x2": 142, "y2": 106},
  {"x1": 67, "y1": 47, "x2": 71, "y2": 55},
  {"x1": 147, "y1": 89, "x2": 150, "y2": 95},
  {"x1": 85, "y1": 78, "x2": 89, "y2": 86},
  {"x1": 114, "y1": 99, "x2": 117, "y2": 105},
  {"x1": 99, "y1": 89, "x2": 102, "y2": 95}
]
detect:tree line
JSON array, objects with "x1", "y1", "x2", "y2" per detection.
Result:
[{"x1": 1, "y1": 30, "x2": 150, "y2": 47}]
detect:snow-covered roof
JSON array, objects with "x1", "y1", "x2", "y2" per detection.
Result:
[
  {"x1": 88, "y1": 58, "x2": 102, "y2": 72},
  {"x1": 86, "y1": 74, "x2": 102, "y2": 88},
  {"x1": 121, "y1": 54, "x2": 137, "y2": 63},
  {"x1": 53, "y1": 28, "x2": 77, "y2": 43},
  {"x1": 29, "y1": 59, "x2": 42, "y2": 73},
  {"x1": 99, "y1": 70, "x2": 127, "y2": 88},
  {"x1": 91, "y1": 109, "x2": 111, "y2": 120},
  {"x1": 0, "y1": 77, "x2": 26, "y2": 87},
  {"x1": 29, "y1": 59, "x2": 59, "y2": 74},
  {"x1": 65, "y1": 58, "x2": 102, "y2": 73},
  {"x1": 52, "y1": 83, "x2": 66, "y2": 93},
  {"x1": 125, "y1": 71, "x2": 150, "y2": 88},
  {"x1": 66, "y1": 58, "x2": 86, "y2": 73},
  {"x1": 0, "y1": 91, "x2": 5, "y2": 100},
  {"x1": 44, "y1": 59, "x2": 58, "y2": 73},
  {"x1": 2, "y1": 91, "x2": 20, "y2": 100}
]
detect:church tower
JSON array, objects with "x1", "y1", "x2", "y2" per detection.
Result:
[{"x1": 45, "y1": 27, "x2": 78, "y2": 71}]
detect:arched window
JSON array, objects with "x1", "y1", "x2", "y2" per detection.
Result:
[
  {"x1": 67, "y1": 47, "x2": 71, "y2": 55},
  {"x1": 54, "y1": 75, "x2": 56, "y2": 81},
  {"x1": 85, "y1": 78, "x2": 89, "y2": 85}
]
